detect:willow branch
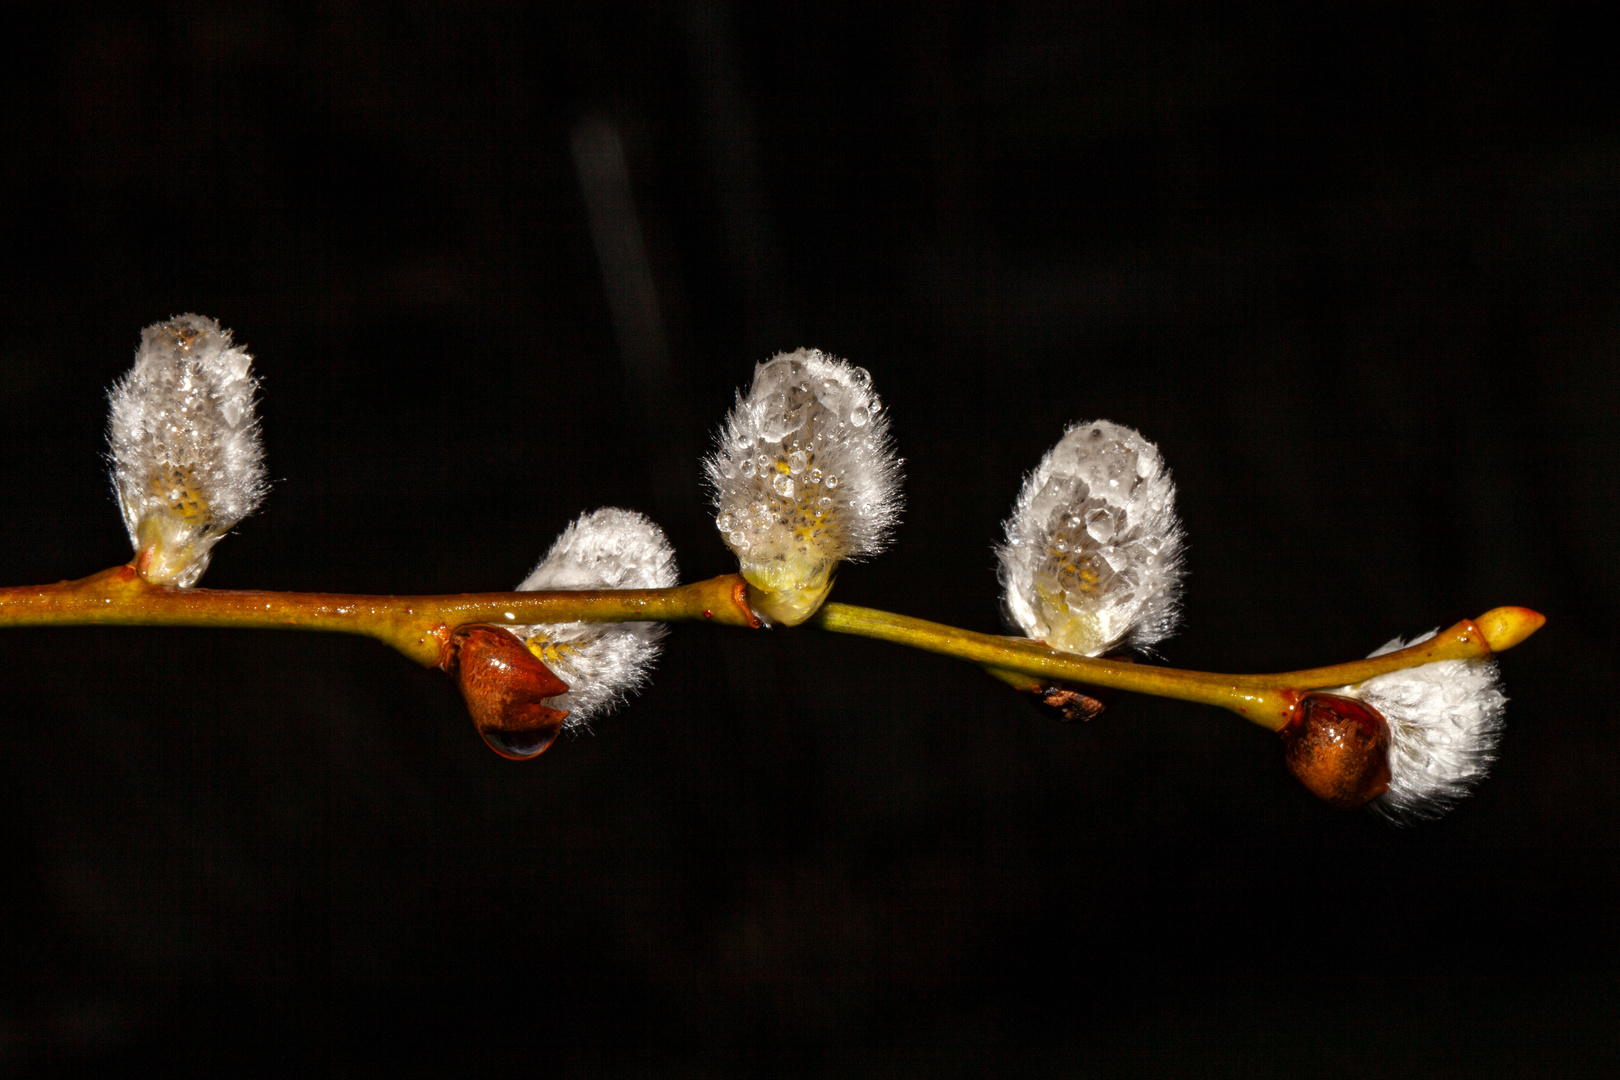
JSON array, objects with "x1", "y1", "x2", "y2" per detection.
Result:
[
  {"x1": 0, "y1": 565, "x2": 758, "y2": 667},
  {"x1": 808, "y1": 602, "x2": 1543, "y2": 730},
  {"x1": 0, "y1": 565, "x2": 1541, "y2": 729}
]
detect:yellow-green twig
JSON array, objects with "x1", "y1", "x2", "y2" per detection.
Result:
[
  {"x1": 808, "y1": 601, "x2": 1544, "y2": 730},
  {"x1": 0, "y1": 565, "x2": 758, "y2": 667},
  {"x1": 0, "y1": 564, "x2": 1542, "y2": 728}
]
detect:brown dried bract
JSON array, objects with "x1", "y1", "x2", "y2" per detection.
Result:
[
  {"x1": 1040, "y1": 686, "x2": 1108, "y2": 722},
  {"x1": 1280, "y1": 692, "x2": 1392, "y2": 809},
  {"x1": 443, "y1": 624, "x2": 571, "y2": 759}
]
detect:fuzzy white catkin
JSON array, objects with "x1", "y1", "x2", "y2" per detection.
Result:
[
  {"x1": 702, "y1": 348, "x2": 904, "y2": 623},
  {"x1": 997, "y1": 420, "x2": 1185, "y2": 657},
  {"x1": 1342, "y1": 632, "x2": 1508, "y2": 823},
  {"x1": 107, "y1": 314, "x2": 268, "y2": 587},
  {"x1": 514, "y1": 508, "x2": 678, "y2": 728}
]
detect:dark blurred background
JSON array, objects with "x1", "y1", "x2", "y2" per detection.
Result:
[{"x1": 0, "y1": 2, "x2": 1614, "y2": 1075}]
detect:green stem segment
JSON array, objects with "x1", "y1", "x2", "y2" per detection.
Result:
[
  {"x1": 810, "y1": 603, "x2": 1541, "y2": 730},
  {"x1": 0, "y1": 565, "x2": 1541, "y2": 730},
  {"x1": 0, "y1": 565, "x2": 758, "y2": 667}
]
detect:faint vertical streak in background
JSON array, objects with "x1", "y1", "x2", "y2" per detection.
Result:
[
  {"x1": 570, "y1": 115, "x2": 697, "y2": 519},
  {"x1": 570, "y1": 115, "x2": 672, "y2": 409},
  {"x1": 683, "y1": 0, "x2": 785, "y2": 348}
]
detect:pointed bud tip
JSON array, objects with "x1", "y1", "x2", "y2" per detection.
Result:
[{"x1": 1476, "y1": 607, "x2": 1545, "y2": 652}]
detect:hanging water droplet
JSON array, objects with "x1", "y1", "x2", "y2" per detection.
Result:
[
  {"x1": 730, "y1": 530, "x2": 749, "y2": 548},
  {"x1": 825, "y1": 474, "x2": 840, "y2": 490},
  {"x1": 717, "y1": 512, "x2": 734, "y2": 532},
  {"x1": 482, "y1": 726, "x2": 560, "y2": 760},
  {"x1": 772, "y1": 473, "x2": 795, "y2": 499},
  {"x1": 787, "y1": 449, "x2": 808, "y2": 474},
  {"x1": 851, "y1": 366, "x2": 872, "y2": 388},
  {"x1": 807, "y1": 468, "x2": 823, "y2": 485},
  {"x1": 740, "y1": 459, "x2": 756, "y2": 478},
  {"x1": 848, "y1": 405, "x2": 870, "y2": 428}
]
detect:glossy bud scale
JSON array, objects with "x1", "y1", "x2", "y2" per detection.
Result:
[
  {"x1": 1280, "y1": 692, "x2": 1393, "y2": 809},
  {"x1": 443, "y1": 624, "x2": 571, "y2": 759}
]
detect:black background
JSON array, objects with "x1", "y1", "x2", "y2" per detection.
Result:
[{"x1": 1, "y1": 3, "x2": 1615, "y2": 1075}]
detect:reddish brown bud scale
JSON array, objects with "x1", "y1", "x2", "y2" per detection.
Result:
[
  {"x1": 1280, "y1": 693, "x2": 1392, "y2": 809},
  {"x1": 731, "y1": 577, "x2": 762, "y2": 629},
  {"x1": 442, "y1": 624, "x2": 571, "y2": 760}
]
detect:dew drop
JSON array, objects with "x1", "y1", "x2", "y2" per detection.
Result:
[
  {"x1": 730, "y1": 530, "x2": 749, "y2": 548},
  {"x1": 757, "y1": 407, "x2": 797, "y2": 443},
  {"x1": 848, "y1": 405, "x2": 870, "y2": 428},
  {"x1": 1085, "y1": 511, "x2": 1116, "y2": 544},
  {"x1": 851, "y1": 366, "x2": 872, "y2": 388},
  {"x1": 825, "y1": 474, "x2": 840, "y2": 490},
  {"x1": 1055, "y1": 539, "x2": 1069, "y2": 554},
  {"x1": 717, "y1": 512, "x2": 734, "y2": 532},
  {"x1": 772, "y1": 473, "x2": 795, "y2": 499},
  {"x1": 756, "y1": 454, "x2": 771, "y2": 472},
  {"x1": 807, "y1": 468, "x2": 823, "y2": 485},
  {"x1": 787, "y1": 449, "x2": 808, "y2": 474},
  {"x1": 740, "y1": 459, "x2": 756, "y2": 478},
  {"x1": 481, "y1": 727, "x2": 560, "y2": 760}
]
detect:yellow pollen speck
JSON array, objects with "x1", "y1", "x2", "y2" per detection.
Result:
[{"x1": 151, "y1": 465, "x2": 210, "y2": 521}]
